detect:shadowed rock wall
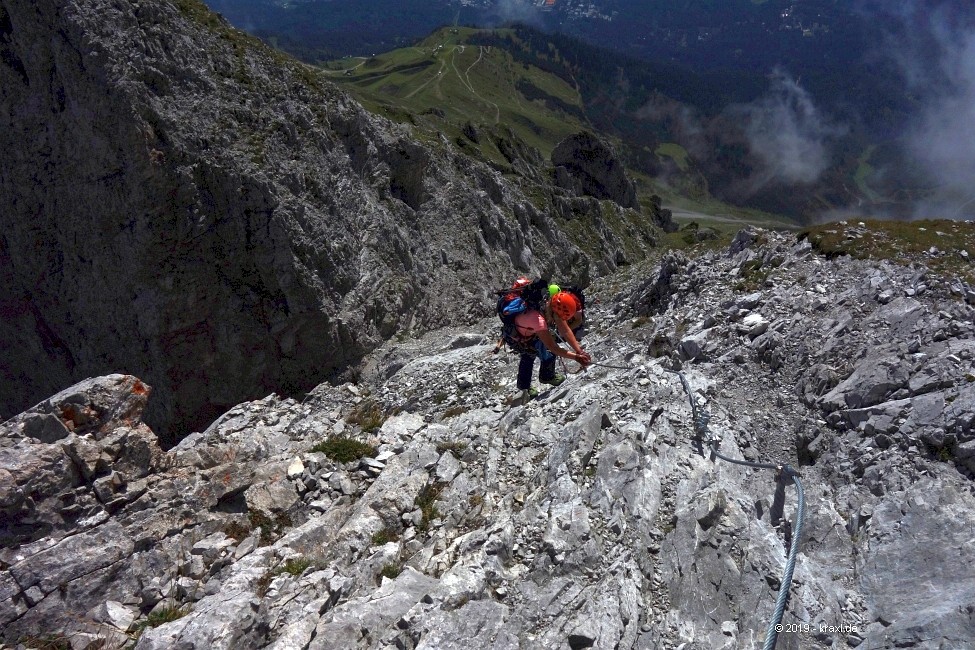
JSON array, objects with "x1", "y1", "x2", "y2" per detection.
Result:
[{"x1": 0, "y1": 0, "x2": 656, "y2": 443}]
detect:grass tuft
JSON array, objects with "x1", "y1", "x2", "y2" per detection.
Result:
[
  {"x1": 131, "y1": 605, "x2": 189, "y2": 640},
  {"x1": 310, "y1": 436, "x2": 378, "y2": 463},
  {"x1": 347, "y1": 399, "x2": 388, "y2": 433},
  {"x1": 379, "y1": 562, "x2": 403, "y2": 580},
  {"x1": 17, "y1": 636, "x2": 71, "y2": 650},
  {"x1": 442, "y1": 405, "x2": 472, "y2": 419},
  {"x1": 415, "y1": 482, "x2": 447, "y2": 532},
  {"x1": 222, "y1": 520, "x2": 251, "y2": 542},
  {"x1": 436, "y1": 441, "x2": 468, "y2": 455},
  {"x1": 734, "y1": 259, "x2": 770, "y2": 291},
  {"x1": 247, "y1": 510, "x2": 293, "y2": 546},
  {"x1": 372, "y1": 526, "x2": 401, "y2": 546},
  {"x1": 281, "y1": 557, "x2": 313, "y2": 576},
  {"x1": 256, "y1": 556, "x2": 315, "y2": 596}
]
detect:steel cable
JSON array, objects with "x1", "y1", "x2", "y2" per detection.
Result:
[
  {"x1": 764, "y1": 466, "x2": 805, "y2": 650},
  {"x1": 666, "y1": 368, "x2": 806, "y2": 650},
  {"x1": 586, "y1": 361, "x2": 640, "y2": 370}
]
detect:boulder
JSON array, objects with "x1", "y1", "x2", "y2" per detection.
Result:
[
  {"x1": 820, "y1": 354, "x2": 911, "y2": 411},
  {"x1": 552, "y1": 132, "x2": 638, "y2": 208}
]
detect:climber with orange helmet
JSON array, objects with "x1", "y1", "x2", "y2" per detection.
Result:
[
  {"x1": 495, "y1": 276, "x2": 589, "y2": 400},
  {"x1": 545, "y1": 284, "x2": 590, "y2": 366}
]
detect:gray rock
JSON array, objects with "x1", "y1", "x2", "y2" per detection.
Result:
[
  {"x1": 728, "y1": 228, "x2": 758, "y2": 256},
  {"x1": 245, "y1": 480, "x2": 299, "y2": 516},
  {"x1": 286, "y1": 457, "x2": 304, "y2": 479},
  {"x1": 360, "y1": 457, "x2": 386, "y2": 475},
  {"x1": 551, "y1": 132, "x2": 638, "y2": 208},
  {"x1": 740, "y1": 313, "x2": 769, "y2": 339},
  {"x1": 311, "y1": 567, "x2": 438, "y2": 650},
  {"x1": 192, "y1": 533, "x2": 235, "y2": 563},
  {"x1": 6, "y1": 224, "x2": 975, "y2": 650},
  {"x1": 135, "y1": 555, "x2": 269, "y2": 650},
  {"x1": 88, "y1": 600, "x2": 136, "y2": 632},
  {"x1": 21, "y1": 414, "x2": 71, "y2": 443},
  {"x1": 407, "y1": 600, "x2": 521, "y2": 650},
  {"x1": 738, "y1": 292, "x2": 763, "y2": 310},
  {"x1": 861, "y1": 480, "x2": 975, "y2": 648},
  {"x1": 234, "y1": 536, "x2": 258, "y2": 561},
  {"x1": 6, "y1": 375, "x2": 152, "y2": 439},
  {"x1": 679, "y1": 331, "x2": 710, "y2": 361},
  {"x1": 448, "y1": 333, "x2": 487, "y2": 349},
  {"x1": 821, "y1": 353, "x2": 911, "y2": 411},
  {"x1": 434, "y1": 451, "x2": 462, "y2": 483}
]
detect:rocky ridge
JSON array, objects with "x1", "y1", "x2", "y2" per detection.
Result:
[
  {"x1": 3, "y1": 228, "x2": 975, "y2": 649},
  {"x1": 0, "y1": 0, "x2": 661, "y2": 441}
]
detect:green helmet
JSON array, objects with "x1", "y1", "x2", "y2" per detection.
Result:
[{"x1": 548, "y1": 283, "x2": 561, "y2": 298}]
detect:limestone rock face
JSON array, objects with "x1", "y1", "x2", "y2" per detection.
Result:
[
  {"x1": 552, "y1": 131, "x2": 639, "y2": 209},
  {"x1": 0, "y1": 0, "x2": 657, "y2": 442},
  {"x1": 5, "y1": 228, "x2": 975, "y2": 649}
]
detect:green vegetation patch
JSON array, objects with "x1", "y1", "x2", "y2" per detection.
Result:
[
  {"x1": 174, "y1": 0, "x2": 224, "y2": 31},
  {"x1": 173, "y1": 0, "x2": 329, "y2": 94},
  {"x1": 372, "y1": 526, "x2": 401, "y2": 545},
  {"x1": 280, "y1": 557, "x2": 313, "y2": 576},
  {"x1": 655, "y1": 142, "x2": 691, "y2": 172},
  {"x1": 442, "y1": 404, "x2": 473, "y2": 419},
  {"x1": 346, "y1": 398, "x2": 388, "y2": 433},
  {"x1": 415, "y1": 482, "x2": 447, "y2": 532},
  {"x1": 379, "y1": 562, "x2": 403, "y2": 580},
  {"x1": 310, "y1": 436, "x2": 378, "y2": 463},
  {"x1": 803, "y1": 218, "x2": 975, "y2": 283},
  {"x1": 435, "y1": 440, "x2": 468, "y2": 455},
  {"x1": 174, "y1": 0, "x2": 262, "y2": 54},
  {"x1": 248, "y1": 510, "x2": 293, "y2": 546},
  {"x1": 222, "y1": 519, "x2": 251, "y2": 542},
  {"x1": 132, "y1": 605, "x2": 189, "y2": 640},
  {"x1": 326, "y1": 27, "x2": 587, "y2": 161},
  {"x1": 923, "y1": 440, "x2": 956, "y2": 463},
  {"x1": 854, "y1": 146, "x2": 881, "y2": 203},
  {"x1": 256, "y1": 556, "x2": 315, "y2": 597},
  {"x1": 17, "y1": 636, "x2": 71, "y2": 650},
  {"x1": 734, "y1": 259, "x2": 771, "y2": 292}
]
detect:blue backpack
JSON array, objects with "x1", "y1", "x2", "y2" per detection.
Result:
[{"x1": 496, "y1": 279, "x2": 547, "y2": 354}]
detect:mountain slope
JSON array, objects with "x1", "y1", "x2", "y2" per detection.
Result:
[
  {"x1": 324, "y1": 27, "x2": 589, "y2": 162},
  {"x1": 0, "y1": 0, "x2": 662, "y2": 443},
  {"x1": 4, "y1": 226, "x2": 975, "y2": 647}
]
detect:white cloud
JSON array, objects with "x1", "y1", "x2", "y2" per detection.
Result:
[
  {"x1": 490, "y1": 0, "x2": 542, "y2": 26},
  {"x1": 731, "y1": 69, "x2": 845, "y2": 191},
  {"x1": 860, "y1": 0, "x2": 975, "y2": 217},
  {"x1": 906, "y1": 20, "x2": 975, "y2": 215}
]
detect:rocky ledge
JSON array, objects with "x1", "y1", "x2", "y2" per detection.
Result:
[{"x1": 3, "y1": 229, "x2": 975, "y2": 649}]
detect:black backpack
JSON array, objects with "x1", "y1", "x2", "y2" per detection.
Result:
[
  {"x1": 496, "y1": 278, "x2": 548, "y2": 354},
  {"x1": 560, "y1": 285, "x2": 586, "y2": 312}
]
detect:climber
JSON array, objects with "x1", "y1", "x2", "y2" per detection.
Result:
[
  {"x1": 496, "y1": 277, "x2": 591, "y2": 400},
  {"x1": 544, "y1": 284, "x2": 587, "y2": 360}
]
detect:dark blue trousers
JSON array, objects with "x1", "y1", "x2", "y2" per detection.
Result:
[{"x1": 516, "y1": 338, "x2": 556, "y2": 390}]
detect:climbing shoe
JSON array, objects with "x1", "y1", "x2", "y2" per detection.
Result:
[
  {"x1": 540, "y1": 374, "x2": 565, "y2": 387},
  {"x1": 508, "y1": 387, "x2": 537, "y2": 405}
]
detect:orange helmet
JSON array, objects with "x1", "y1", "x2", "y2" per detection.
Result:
[
  {"x1": 511, "y1": 276, "x2": 531, "y2": 290},
  {"x1": 550, "y1": 291, "x2": 580, "y2": 320}
]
